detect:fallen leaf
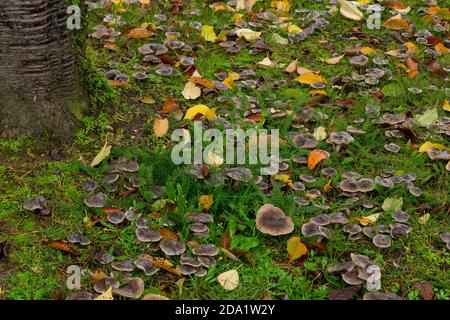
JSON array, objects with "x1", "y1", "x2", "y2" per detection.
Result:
[
  {"x1": 156, "y1": 228, "x2": 179, "y2": 241},
  {"x1": 43, "y1": 239, "x2": 79, "y2": 256},
  {"x1": 201, "y1": 25, "x2": 217, "y2": 42},
  {"x1": 94, "y1": 287, "x2": 113, "y2": 300},
  {"x1": 321, "y1": 54, "x2": 345, "y2": 65},
  {"x1": 359, "y1": 46, "x2": 377, "y2": 55},
  {"x1": 323, "y1": 178, "x2": 332, "y2": 193},
  {"x1": 139, "y1": 96, "x2": 155, "y2": 104},
  {"x1": 222, "y1": 72, "x2": 240, "y2": 88},
  {"x1": 102, "y1": 208, "x2": 123, "y2": 215},
  {"x1": 418, "y1": 213, "x2": 430, "y2": 225},
  {"x1": 287, "y1": 236, "x2": 308, "y2": 261},
  {"x1": 382, "y1": 197, "x2": 403, "y2": 212},
  {"x1": 271, "y1": 0, "x2": 291, "y2": 13},
  {"x1": 90, "y1": 134, "x2": 112, "y2": 167},
  {"x1": 443, "y1": 100, "x2": 450, "y2": 112},
  {"x1": 307, "y1": 149, "x2": 329, "y2": 169},
  {"x1": 406, "y1": 55, "x2": 418, "y2": 78},
  {"x1": 198, "y1": 195, "x2": 213, "y2": 210},
  {"x1": 382, "y1": 14, "x2": 409, "y2": 30},
  {"x1": 108, "y1": 80, "x2": 132, "y2": 88},
  {"x1": 188, "y1": 76, "x2": 216, "y2": 89},
  {"x1": 153, "y1": 116, "x2": 169, "y2": 137},
  {"x1": 184, "y1": 104, "x2": 217, "y2": 121},
  {"x1": 285, "y1": 59, "x2": 298, "y2": 73},
  {"x1": 338, "y1": 0, "x2": 363, "y2": 21},
  {"x1": 413, "y1": 282, "x2": 434, "y2": 300},
  {"x1": 257, "y1": 57, "x2": 277, "y2": 68},
  {"x1": 418, "y1": 142, "x2": 450, "y2": 153},
  {"x1": 218, "y1": 270, "x2": 239, "y2": 291},
  {"x1": 415, "y1": 108, "x2": 438, "y2": 127},
  {"x1": 182, "y1": 81, "x2": 201, "y2": 100},
  {"x1": 235, "y1": 28, "x2": 262, "y2": 41},
  {"x1": 272, "y1": 174, "x2": 293, "y2": 187},
  {"x1": 435, "y1": 43, "x2": 449, "y2": 54},
  {"x1": 287, "y1": 24, "x2": 302, "y2": 34},
  {"x1": 128, "y1": 27, "x2": 154, "y2": 39},
  {"x1": 161, "y1": 97, "x2": 178, "y2": 113},
  {"x1": 355, "y1": 213, "x2": 380, "y2": 226},
  {"x1": 295, "y1": 72, "x2": 326, "y2": 85},
  {"x1": 145, "y1": 255, "x2": 181, "y2": 276},
  {"x1": 313, "y1": 126, "x2": 327, "y2": 141},
  {"x1": 90, "y1": 270, "x2": 107, "y2": 284}
]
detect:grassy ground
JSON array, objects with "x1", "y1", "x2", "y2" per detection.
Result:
[{"x1": 0, "y1": 0, "x2": 449, "y2": 300}]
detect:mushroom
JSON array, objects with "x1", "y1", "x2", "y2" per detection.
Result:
[
  {"x1": 408, "y1": 185, "x2": 423, "y2": 197},
  {"x1": 390, "y1": 223, "x2": 412, "y2": 238},
  {"x1": 135, "y1": 217, "x2": 148, "y2": 229},
  {"x1": 113, "y1": 277, "x2": 144, "y2": 299},
  {"x1": 149, "y1": 43, "x2": 168, "y2": 55},
  {"x1": 349, "y1": 55, "x2": 369, "y2": 66},
  {"x1": 299, "y1": 174, "x2": 316, "y2": 183},
  {"x1": 384, "y1": 143, "x2": 400, "y2": 153},
  {"x1": 321, "y1": 167, "x2": 337, "y2": 176},
  {"x1": 66, "y1": 291, "x2": 93, "y2": 300},
  {"x1": 329, "y1": 131, "x2": 354, "y2": 145},
  {"x1": 310, "y1": 214, "x2": 331, "y2": 226},
  {"x1": 84, "y1": 192, "x2": 107, "y2": 208},
  {"x1": 342, "y1": 171, "x2": 361, "y2": 179},
  {"x1": 79, "y1": 236, "x2": 91, "y2": 246},
  {"x1": 439, "y1": 232, "x2": 450, "y2": 243},
  {"x1": 134, "y1": 257, "x2": 160, "y2": 276},
  {"x1": 294, "y1": 197, "x2": 310, "y2": 206},
  {"x1": 291, "y1": 156, "x2": 307, "y2": 164},
  {"x1": 156, "y1": 64, "x2": 175, "y2": 76},
  {"x1": 291, "y1": 182, "x2": 306, "y2": 191},
  {"x1": 382, "y1": 113, "x2": 405, "y2": 125},
  {"x1": 339, "y1": 179, "x2": 359, "y2": 193},
  {"x1": 329, "y1": 212, "x2": 349, "y2": 224},
  {"x1": 167, "y1": 40, "x2": 185, "y2": 50},
  {"x1": 94, "y1": 251, "x2": 113, "y2": 265},
  {"x1": 294, "y1": 134, "x2": 317, "y2": 149},
  {"x1": 375, "y1": 224, "x2": 390, "y2": 234},
  {"x1": 346, "y1": 126, "x2": 366, "y2": 135},
  {"x1": 179, "y1": 264, "x2": 196, "y2": 276},
  {"x1": 112, "y1": 156, "x2": 139, "y2": 172},
  {"x1": 361, "y1": 199, "x2": 374, "y2": 209},
  {"x1": 372, "y1": 234, "x2": 392, "y2": 248},
  {"x1": 426, "y1": 148, "x2": 450, "y2": 160},
  {"x1": 362, "y1": 226, "x2": 377, "y2": 239},
  {"x1": 363, "y1": 292, "x2": 402, "y2": 300},
  {"x1": 189, "y1": 223, "x2": 209, "y2": 234},
  {"x1": 159, "y1": 238, "x2": 186, "y2": 256},
  {"x1": 107, "y1": 211, "x2": 126, "y2": 224},
  {"x1": 192, "y1": 244, "x2": 219, "y2": 256},
  {"x1": 180, "y1": 254, "x2": 200, "y2": 267},
  {"x1": 301, "y1": 222, "x2": 321, "y2": 237},
  {"x1": 81, "y1": 180, "x2": 98, "y2": 192},
  {"x1": 197, "y1": 255, "x2": 216, "y2": 268},
  {"x1": 196, "y1": 267, "x2": 208, "y2": 277},
  {"x1": 136, "y1": 229, "x2": 163, "y2": 243},
  {"x1": 23, "y1": 196, "x2": 47, "y2": 213},
  {"x1": 255, "y1": 204, "x2": 294, "y2": 236},
  {"x1": 226, "y1": 167, "x2": 253, "y2": 182},
  {"x1": 125, "y1": 207, "x2": 141, "y2": 221},
  {"x1": 327, "y1": 261, "x2": 355, "y2": 273},
  {"x1": 142, "y1": 294, "x2": 169, "y2": 300},
  {"x1": 357, "y1": 178, "x2": 375, "y2": 192},
  {"x1": 342, "y1": 271, "x2": 364, "y2": 285},
  {"x1": 111, "y1": 260, "x2": 135, "y2": 272},
  {"x1": 392, "y1": 211, "x2": 409, "y2": 223},
  {"x1": 350, "y1": 253, "x2": 371, "y2": 269},
  {"x1": 68, "y1": 234, "x2": 80, "y2": 244},
  {"x1": 375, "y1": 176, "x2": 394, "y2": 188},
  {"x1": 305, "y1": 189, "x2": 322, "y2": 199},
  {"x1": 94, "y1": 277, "x2": 120, "y2": 293}
]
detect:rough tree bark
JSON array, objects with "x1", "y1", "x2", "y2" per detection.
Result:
[{"x1": 0, "y1": 0, "x2": 87, "y2": 138}]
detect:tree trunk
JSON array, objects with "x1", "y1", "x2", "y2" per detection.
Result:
[{"x1": 0, "y1": 0, "x2": 87, "y2": 138}]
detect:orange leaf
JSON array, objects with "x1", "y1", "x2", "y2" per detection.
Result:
[
  {"x1": 406, "y1": 56, "x2": 418, "y2": 78},
  {"x1": 382, "y1": 14, "x2": 409, "y2": 30},
  {"x1": 108, "y1": 80, "x2": 132, "y2": 88},
  {"x1": 156, "y1": 228, "x2": 179, "y2": 241},
  {"x1": 198, "y1": 195, "x2": 213, "y2": 210},
  {"x1": 128, "y1": 27, "x2": 154, "y2": 39},
  {"x1": 188, "y1": 77, "x2": 216, "y2": 89},
  {"x1": 307, "y1": 149, "x2": 329, "y2": 169},
  {"x1": 43, "y1": 240, "x2": 79, "y2": 256},
  {"x1": 102, "y1": 208, "x2": 123, "y2": 215},
  {"x1": 435, "y1": 43, "x2": 449, "y2": 54},
  {"x1": 161, "y1": 97, "x2": 178, "y2": 113}
]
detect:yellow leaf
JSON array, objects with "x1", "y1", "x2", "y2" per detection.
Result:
[
  {"x1": 435, "y1": 42, "x2": 450, "y2": 54},
  {"x1": 139, "y1": 96, "x2": 155, "y2": 104},
  {"x1": 323, "y1": 178, "x2": 332, "y2": 193},
  {"x1": 182, "y1": 81, "x2": 202, "y2": 100},
  {"x1": 382, "y1": 14, "x2": 409, "y2": 30},
  {"x1": 257, "y1": 57, "x2": 277, "y2": 68},
  {"x1": 153, "y1": 116, "x2": 169, "y2": 138},
  {"x1": 222, "y1": 72, "x2": 240, "y2": 88},
  {"x1": 418, "y1": 213, "x2": 430, "y2": 225},
  {"x1": 218, "y1": 270, "x2": 239, "y2": 291},
  {"x1": 338, "y1": 0, "x2": 363, "y2": 21},
  {"x1": 310, "y1": 89, "x2": 327, "y2": 96},
  {"x1": 321, "y1": 54, "x2": 345, "y2": 65},
  {"x1": 418, "y1": 142, "x2": 450, "y2": 153},
  {"x1": 206, "y1": 151, "x2": 224, "y2": 167},
  {"x1": 287, "y1": 236, "x2": 308, "y2": 261},
  {"x1": 284, "y1": 59, "x2": 298, "y2": 73},
  {"x1": 355, "y1": 213, "x2": 380, "y2": 226},
  {"x1": 404, "y1": 42, "x2": 417, "y2": 53},
  {"x1": 201, "y1": 25, "x2": 217, "y2": 42},
  {"x1": 271, "y1": 0, "x2": 291, "y2": 13},
  {"x1": 184, "y1": 104, "x2": 217, "y2": 121},
  {"x1": 198, "y1": 195, "x2": 213, "y2": 210},
  {"x1": 128, "y1": 27, "x2": 154, "y2": 39},
  {"x1": 90, "y1": 134, "x2": 112, "y2": 167},
  {"x1": 360, "y1": 46, "x2": 377, "y2": 55},
  {"x1": 95, "y1": 287, "x2": 114, "y2": 300},
  {"x1": 443, "y1": 100, "x2": 450, "y2": 112},
  {"x1": 234, "y1": 13, "x2": 244, "y2": 23},
  {"x1": 272, "y1": 174, "x2": 293, "y2": 187},
  {"x1": 235, "y1": 28, "x2": 262, "y2": 41},
  {"x1": 287, "y1": 24, "x2": 302, "y2": 34},
  {"x1": 139, "y1": 0, "x2": 150, "y2": 5},
  {"x1": 295, "y1": 72, "x2": 326, "y2": 85}
]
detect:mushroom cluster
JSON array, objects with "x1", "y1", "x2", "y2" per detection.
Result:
[
  {"x1": 328, "y1": 253, "x2": 382, "y2": 292},
  {"x1": 186, "y1": 212, "x2": 214, "y2": 237},
  {"x1": 179, "y1": 244, "x2": 219, "y2": 276},
  {"x1": 23, "y1": 196, "x2": 51, "y2": 216}
]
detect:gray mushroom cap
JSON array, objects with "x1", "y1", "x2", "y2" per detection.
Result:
[
  {"x1": 346, "y1": 126, "x2": 366, "y2": 135},
  {"x1": 372, "y1": 234, "x2": 392, "y2": 248},
  {"x1": 179, "y1": 264, "x2": 197, "y2": 276},
  {"x1": 299, "y1": 174, "x2": 316, "y2": 183},
  {"x1": 329, "y1": 212, "x2": 349, "y2": 224},
  {"x1": 343, "y1": 224, "x2": 362, "y2": 235},
  {"x1": 350, "y1": 253, "x2": 371, "y2": 269},
  {"x1": 94, "y1": 277, "x2": 120, "y2": 293},
  {"x1": 113, "y1": 277, "x2": 144, "y2": 299},
  {"x1": 107, "y1": 211, "x2": 126, "y2": 224},
  {"x1": 159, "y1": 238, "x2": 186, "y2": 256},
  {"x1": 149, "y1": 43, "x2": 168, "y2": 55},
  {"x1": 327, "y1": 261, "x2": 355, "y2": 273},
  {"x1": 196, "y1": 267, "x2": 208, "y2": 277},
  {"x1": 294, "y1": 134, "x2": 318, "y2": 149},
  {"x1": 382, "y1": 113, "x2": 406, "y2": 125},
  {"x1": 125, "y1": 207, "x2": 141, "y2": 221},
  {"x1": 104, "y1": 172, "x2": 120, "y2": 184},
  {"x1": 79, "y1": 235, "x2": 92, "y2": 246},
  {"x1": 339, "y1": 179, "x2": 359, "y2": 192},
  {"x1": 384, "y1": 143, "x2": 400, "y2": 153},
  {"x1": 136, "y1": 229, "x2": 163, "y2": 243},
  {"x1": 111, "y1": 260, "x2": 135, "y2": 272},
  {"x1": 342, "y1": 270, "x2": 364, "y2": 285},
  {"x1": 226, "y1": 167, "x2": 253, "y2": 182},
  {"x1": 134, "y1": 257, "x2": 160, "y2": 276},
  {"x1": 189, "y1": 223, "x2": 209, "y2": 233},
  {"x1": 375, "y1": 224, "x2": 390, "y2": 234},
  {"x1": 66, "y1": 291, "x2": 93, "y2": 300},
  {"x1": 292, "y1": 181, "x2": 306, "y2": 191},
  {"x1": 167, "y1": 40, "x2": 185, "y2": 50},
  {"x1": 255, "y1": 204, "x2": 294, "y2": 236},
  {"x1": 180, "y1": 254, "x2": 200, "y2": 267},
  {"x1": 357, "y1": 178, "x2": 375, "y2": 192},
  {"x1": 95, "y1": 251, "x2": 113, "y2": 265},
  {"x1": 363, "y1": 292, "x2": 402, "y2": 300},
  {"x1": 84, "y1": 192, "x2": 107, "y2": 208},
  {"x1": 390, "y1": 223, "x2": 412, "y2": 238},
  {"x1": 426, "y1": 148, "x2": 450, "y2": 160},
  {"x1": 112, "y1": 156, "x2": 139, "y2": 172},
  {"x1": 440, "y1": 232, "x2": 450, "y2": 243},
  {"x1": 392, "y1": 211, "x2": 409, "y2": 222},
  {"x1": 301, "y1": 221, "x2": 321, "y2": 237},
  {"x1": 349, "y1": 55, "x2": 369, "y2": 66},
  {"x1": 135, "y1": 217, "x2": 148, "y2": 229},
  {"x1": 24, "y1": 196, "x2": 47, "y2": 211},
  {"x1": 310, "y1": 214, "x2": 331, "y2": 226},
  {"x1": 376, "y1": 177, "x2": 394, "y2": 188},
  {"x1": 342, "y1": 171, "x2": 361, "y2": 179},
  {"x1": 197, "y1": 255, "x2": 217, "y2": 268},
  {"x1": 192, "y1": 244, "x2": 219, "y2": 256},
  {"x1": 329, "y1": 131, "x2": 354, "y2": 145},
  {"x1": 408, "y1": 185, "x2": 423, "y2": 197},
  {"x1": 362, "y1": 226, "x2": 377, "y2": 239},
  {"x1": 321, "y1": 167, "x2": 337, "y2": 176},
  {"x1": 81, "y1": 180, "x2": 98, "y2": 192}
]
